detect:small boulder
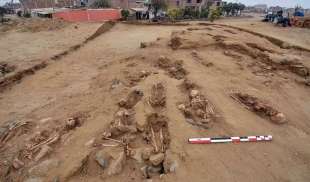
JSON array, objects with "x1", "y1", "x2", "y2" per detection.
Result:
[
  {"x1": 95, "y1": 150, "x2": 111, "y2": 169},
  {"x1": 270, "y1": 112, "x2": 287, "y2": 124},
  {"x1": 149, "y1": 153, "x2": 165, "y2": 166}
]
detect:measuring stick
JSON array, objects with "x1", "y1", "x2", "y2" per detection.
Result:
[{"x1": 188, "y1": 135, "x2": 272, "y2": 144}]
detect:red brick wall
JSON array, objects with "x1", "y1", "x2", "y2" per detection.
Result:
[{"x1": 53, "y1": 9, "x2": 121, "y2": 22}]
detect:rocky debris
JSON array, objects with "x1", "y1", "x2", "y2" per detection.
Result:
[
  {"x1": 118, "y1": 88, "x2": 144, "y2": 109},
  {"x1": 12, "y1": 158, "x2": 25, "y2": 169},
  {"x1": 149, "y1": 153, "x2": 165, "y2": 166},
  {"x1": 178, "y1": 90, "x2": 217, "y2": 129},
  {"x1": 0, "y1": 62, "x2": 15, "y2": 76},
  {"x1": 96, "y1": 84, "x2": 171, "y2": 179},
  {"x1": 231, "y1": 92, "x2": 287, "y2": 124},
  {"x1": 28, "y1": 159, "x2": 60, "y2": 177},
  {"x1": 107, "y1": 151, "x2": 126, "y2": 176},
  {"x1": 170, "y1": 31, "x2": 182, "y2": 50},
  {"x1": 149, "y1": 83, "x2": 166, "y2": 107},
  {"x1": 157, "y1": 56, "x2": 187, "y2": 80},
  {"x1": 34, "y1": 145, "x2": 52, "y2": 162}
]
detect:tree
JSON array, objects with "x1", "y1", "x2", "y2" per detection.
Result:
[
  {"x1": 238, "y1": 3, "x2": 246, "y2": 15},
  {"x1": 151, "y1": 0, "x2": 167, "y2": 18},
  {"x1": 92, "y1": 0, "x2": 111, "y2": 8},
  {"x1": 231, "y1": 3, "x2": 239, "y2": 16},
  {"x1": 0, "y1": 7, "x2": 5, "y2": 23},
  {"x1": 222, "y1": 3, "x2": 232, "y2": 16}
]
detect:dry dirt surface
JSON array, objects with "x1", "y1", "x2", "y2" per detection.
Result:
[
  {"x1": 0, "y1": 18, "x2": 102, "y2": 78},
  {"x1": 0, "y1": 21, "x2": 310, "y2": 182},
  {"x1": 216, "y1": 13, "x2": 310, "y2": 50}
]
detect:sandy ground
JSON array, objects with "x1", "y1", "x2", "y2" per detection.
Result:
[
  {"x1": 0, "y1": 17, "x2": 310, "y2": 182},
  {"x1": 0, "y1": 18, "x2": 102, "y2": 74},
  {"x1": 216, "y1": 14, "x2": 310, "y2": 50}
]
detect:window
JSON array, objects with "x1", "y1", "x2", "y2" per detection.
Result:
[{"x1": 197, "y1": 0, "x2": 202, "y2": 3}]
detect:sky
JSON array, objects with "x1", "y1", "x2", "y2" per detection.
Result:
[
  {"x1": 1, "y1": 0, "x2": 310, "y2": 8},
  {"x1": 226, "y1": 0, "x2": 310, "y2": 8}
]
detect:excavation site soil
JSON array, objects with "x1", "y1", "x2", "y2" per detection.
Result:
[{"x1": 1, "y1": 21, "x2": 310, "y2": 182}]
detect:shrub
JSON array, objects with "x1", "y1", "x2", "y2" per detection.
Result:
[
  {"x1": 200, "y1": 8, "x2": 209, "y2": 18},
  {"x1": 92, "y1": 0, "x2": 111, "y2": 8},
  {"x1": 168, "y1": 8, "x2": 184, "y2": 20},
  {"x1": 209, "y1": 7, "x2": 221, "y2": 22},
  {"x1": 121, "y1": 9, "x2": 130, "y2": 20},
  {"x1": 23, "y1": 12, "x2": 31, "y2": 18}
]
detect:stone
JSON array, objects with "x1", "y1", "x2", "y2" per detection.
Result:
[
  {"x1": 190, "y1": 90, "x2": 200, "y2": 98},
  {"x1": 95, "y1": 150, "x2": 110, "y2": 169},
  {"x1": 107, "y1": 152, "x2": 126, "y2": 176},
  {"x1": 149, "y1": 153, "x2": 165, "y2": 166},
  {"x1": 12, "y1": 158, "x2": 24, "y2": 169},
  {"x1": 270, "y1": 112, "x2": 287, "y2": 124},
  {"x1": 141, "y1": 147, "x2": 153, "y2": 160},
  {"x1": 29, "y1": 159, "x2": 60, "y2": 177},
  {"x1": 35, "y1": 145, "x2": 52, "y2": 162}
]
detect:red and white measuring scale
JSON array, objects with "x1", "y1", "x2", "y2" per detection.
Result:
[{"x1": 188, "y1": 135, "x2": 273, "y2": 144}]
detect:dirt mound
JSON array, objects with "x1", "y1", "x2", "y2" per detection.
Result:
[
  {"x1": 157, "y1": 56, "x2": 187, "y2": 80},
  {"x1": 230, "y1": 92, "x2": 287, "y2": 124},
  {"x1": 170, "y1": 31, "x2": 182, "y2": 50},
  {"x1": 85, "y1": 21, "x2": 115, "y2": 42},
  {"x1": 178, "y1": 87, "x2": 217, "y2": 129},
  {"x1": 16, "y1": 18, "x2": 69, "y2": 33}
]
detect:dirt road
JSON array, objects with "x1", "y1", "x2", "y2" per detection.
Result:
[{"x1": 0, "y1": 21, "x2": 310, "y2": 182}]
